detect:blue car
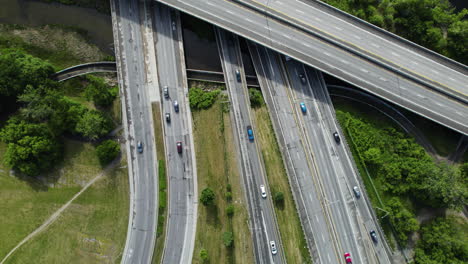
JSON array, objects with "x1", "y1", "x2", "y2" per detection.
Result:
[
  {"x1": 247, "y1": 125, "x2": 254, "y2": 141},
  {"x1": 300, "y1": 102, "x2": 307, "y2": 113}
]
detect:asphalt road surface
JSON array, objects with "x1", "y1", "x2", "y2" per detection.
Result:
[
  {"x1": 240, "y1": 0, "x2": 467, "y2": 97},
  {"x1": 156, "y1": 0, "x2": 468, "y2": 135},
  {"x1": 216, "y1": 28, "x2": 285, "y2": 264},
  {"x1": 153, "y1": 3, "x2": 198, "y2": 264},
  {"x1": 112, "y1": 0, "x2": 158, "y2": 263},
  {"x1": 249, "y1": 42, "x2": 337, "y2": 263}
]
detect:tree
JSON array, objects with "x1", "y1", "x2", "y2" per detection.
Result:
[
  {"x1": 0, "y1": 49, "x2": 54, "y2": 98},
  {"x1": 0, "y1": 118, "x2": 61, "y2": 176},
  {"x1": 84, "y1": 75, "x2": 117, "y2": 107},
  {"x1": 226, "y1": 204, "x2": 235, "y2": 217},
  {"x1": 249, "y1": 88, "x2": 263, "y2": 108},
  {"x1": 414, "y1": 216, "x2": 468, "y2": 264},
  {"x1": 96, "y1": 140, "x2": 120, "y2": 165},
  {"x1": 274, "y1": 191, "x2": 285, "y2": 204},
  {"x1": 75, "y1": 110, "x2": 112, "y2": 141},
  {"x1": 200, "y1": 187, "x2": 215, "y2": 206},
  {"x1": 385, "y1": 198, "x2": 419, "y2": 244},
  {"x1": 222, "y1": 231, "x2": 234, "y2": 248},
  {"x1": 199, "y1": 248, "x2": 209, "y2": 263}
]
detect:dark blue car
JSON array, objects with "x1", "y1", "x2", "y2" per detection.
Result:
[{"x1": 247, "y1": 125, "x2": 254, "y2": 141}]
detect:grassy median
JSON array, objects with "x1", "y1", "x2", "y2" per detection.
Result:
[
  {"x1": 151, "y1": 103, "x2": 168, "y2": 264},
  {"x1": 192, "y1": 97, "x2": 254, "y2": 264},
  {"x1": 252, "y1": 106, "x2": 312, "y2": 264}
]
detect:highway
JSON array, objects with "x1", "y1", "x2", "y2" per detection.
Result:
[
  {"x1": 249, "y1": 42, "x2": 394, "y2": 263},
  {"x1": 215, "y1": 28, "x2": 285, "y2": 264},
  {"x1": 111, "y1": 0, "x2": 158, "y2": 263},
  {"x1": 153, "y1": 3, "x2": 198, "y2": 264},
  {"x1": 285, "y1": 58, "x2": 391, "y2": 263},
  {"x1": 156, "y1": 0, "x2": 468, "y2": 135},
  {"x1": 238, "y1": 0, "x2": 467, "y2": 97},
  {"x1": 249, "y1": 42, "x2": 337, "y2": 263}
]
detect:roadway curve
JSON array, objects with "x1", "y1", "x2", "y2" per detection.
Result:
[{"x1": 52, "y1": 62, "x2": 117, "y2": 82}]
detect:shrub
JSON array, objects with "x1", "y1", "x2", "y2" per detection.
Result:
[
  {"x1": 226, "y1": 204, "x2": 235, "y2": 217},
  {"x1": 200, "y1": 187, "x2": 216, "y2": 206},
  {"x1": 249, "y1": 88, "x2": 264, "y2": 108},
  {"x1": 188, "y1": 87, "x2": 220, "y2": 110},
  {"x1": 222, "y1": 231, "x2": 234, "y2": 248},
  {"x1": 273, "y1": 191, "x2": 284, "y2": 204},
  {"x1": 96, "y1": 139, "x2": 120, "y2": 165},
  {"x1": 199, "y1": 248, "x2": 209, "y2": 263}
]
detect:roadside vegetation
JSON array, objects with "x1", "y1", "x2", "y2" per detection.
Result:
[
  {"x1": 323, "y1": 0, "x2": 468, "y2": 64},
  {"x1": 190, "y1": 82, "x2": 254, "y2": 264},
  {"x1": 252, "y1": 103, "x2": 312, "y2": 264},
  {"x1": 151, "y1": 103, "x2": 168, "y2": 264},
  {"x1": 333, "y1": 97, "x2": 467, "y2": 263},
  {"x1": 0, "y1": 23, "x2": 127, "y2": 262}
]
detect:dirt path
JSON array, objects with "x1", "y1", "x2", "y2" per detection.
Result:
[{"x1": 0, "y1": 161, "x2": 119, "y2": 264}]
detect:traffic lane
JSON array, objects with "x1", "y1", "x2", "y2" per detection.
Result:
[
  {"x1": 286, "y1": 60, "x2": 363, "y2": 262},
  {"x1": 253, "y1": 0, "x2": 467, "y2": 92},
  {"x1": 257, "y1": 46, "x2": 338, "y2": 262},
  {"x1": 217, "y1": 31, "x2": 270, "y2": 263},
  {"x1": 119, "y1": 0, "x2": 157, "y2": 261},
  {"x1": 220, "y1": 31, "x2": 279, "y2": 262},
  {"x1": 306, "y1": 66, "x2": 392, "y2": 263},
  {"x1": 155, "y1": 4, "x2": 192, "y2": 263},
  {"x1": 158, "y1": 0, "x2": 468, "y2": 134}
]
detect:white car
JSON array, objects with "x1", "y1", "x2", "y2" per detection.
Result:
[
  {"x1": 270, "y1": 241, "x2": 277, "y2": 255},
  {"x1": 260, "y1": 185, "x2": 267, "y2": 198}
]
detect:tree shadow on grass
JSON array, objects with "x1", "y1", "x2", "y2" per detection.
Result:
[{"x1": 205, "y1": 204, "x2": 220, "y2": 228}]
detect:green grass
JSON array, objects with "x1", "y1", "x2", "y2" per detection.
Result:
[
  {"x1": 0, "y1": 139, "x2": 128, "y2": 262},
  {"x1": 192, "y1": 99, "x2": 254, "y2": 264},
  {"x1": 4, "y1": 156, "x2": 129, "y2": 264},
  {"x1": 151, "y1": 103, "x2": 168, "y2": 264},
  {"x1": 252, "y1": 106, "x2": 312, "y2": 264}
]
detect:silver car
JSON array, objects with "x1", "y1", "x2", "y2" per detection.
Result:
[{"x1": 270, "y1": 241, "x2": 277, "y2": 255}]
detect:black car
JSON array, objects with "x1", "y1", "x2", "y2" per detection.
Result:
[
  {"x1": 174, "y1": 100, "x2": 179, "y2": 112},
  {"x1": 165, "y1": 113, "x2": 171, "y2": 123},
  {"x1": 370, "y1": 230, "x2": 378, "y2": 243},
  {"x1": 299, "y1": 73, "x2": 306, "y2": 84},
  {"x1": 235, "y1": 69, "x2": 241, "y2": 82},
  {"x1": 333, "y1": 132, "x2": 340, "y2": 143},
  {"x1": 137, "y1": 141, "x2": 143, "y2": 153}
]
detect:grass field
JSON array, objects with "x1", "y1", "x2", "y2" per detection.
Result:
[
  {"x1": 252, "y1": 106, "x2": 312, "y2": 264},
  {"x1": 151, "y1": 103, "x2": 168, "y2": 264},
  {"x1": 0, "y1": 139, "x2": 129, "y2": 263},
  {"x1": 4, "y1": 156, "x2": 129, "y2": 264},
  {"x1": 192, "y1": 99, "x2": 254, "y2": 264}
]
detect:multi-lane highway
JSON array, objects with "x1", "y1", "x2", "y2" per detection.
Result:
[
  {"x1": 156, "y1": 0, "x2": 468, "y2": 135},
  {"x1": 249, "y1": 42, "x2": 394, "y2": 263},
  {"x1": 153, "y1": 3, "x2": 198, "y2": 264},
  {"x1": 111, "y1": 0, "x2": 158, "y2": 263},
  {"x1": 249, "y1": 42, "x2": 337, "y2": 263},
  {"x1": 215, "y1": 28, "x2": 285, "y2": 263}
]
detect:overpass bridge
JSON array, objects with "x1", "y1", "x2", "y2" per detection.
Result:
[{"x1": 155, "y1": 0, "x2": 468, "y2": 135}]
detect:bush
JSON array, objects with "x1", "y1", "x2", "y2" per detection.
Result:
[
  {"x1": 225, "y1": 191, "x2": 232, "y2": 202},
  {"x1": 96, "y1": 140, "x2": 120, "y2": 165},
  {"x1": 249, "y1": 88, "x2": 264, "y2": 108},
  {"x1": 222, "y1": 231, "x2": 234, "y2": 248},
  {"x1": 199, "y1": 248, "x2": 209, "y2": 263},
  {"x1": 189, "y1": 87, "x2": 220, "y2": 110},
  {"x1": 273, "y1": 191, "x2": 284, "y2": 204},
  {"x1": 200, "y1": 187, "x2": 216, "y2": 206},
  {"x1": 226, "y1": 204, "x2": 235, "y2": 217},
  {"x1": 75, "y1": 110, "x2": 112, "y2": 141},
  {"x1": 385, "y1": 198, "x2": 419, "y2": 244},
  {"x1": 84, "y1": 75, "x2": 117, "y2": 107}
]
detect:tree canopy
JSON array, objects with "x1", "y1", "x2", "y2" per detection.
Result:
[
  {"x1": 200, "y1": 187, "x2": 216, "y2": 206},
  {"x1": 0, "y1": 117, "x2": 61, "y2": 176}
]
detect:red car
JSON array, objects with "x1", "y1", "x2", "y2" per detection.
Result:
[
  {"x1": 176, "y1": 141, "x2": 182, "y2": 154},
  {"x1": 344, "y1": 252, "x2": 352, "y2": 263}
]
